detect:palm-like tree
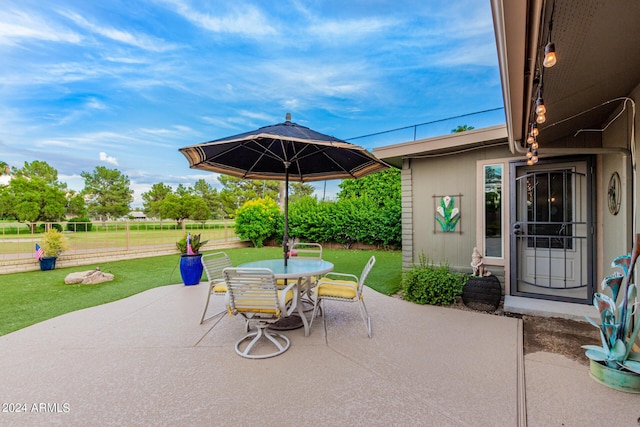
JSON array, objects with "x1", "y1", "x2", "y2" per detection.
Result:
[
  {"x1": 0, "y1": 161, "x2": 10, "y2": 176},
  {"x1": 451, "y1": 124, "x2": 475, "y2": 133}
]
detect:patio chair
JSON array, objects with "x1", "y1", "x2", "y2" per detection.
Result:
[
  {"x1": 281, "y1": 242, "x2": 323, "y2": 302},
  {"x1": 310, "y1": 256, "x2": 375, "y2": 338},
  {"x1": 200, "y1": 252, "x2": 233, "y2": 324},
  {"x1": 224, "y1": 267, "x2": 297, "y2": 359},
  {"x1": 290, "y1": 242, "x2": 323, "y2": 259}
]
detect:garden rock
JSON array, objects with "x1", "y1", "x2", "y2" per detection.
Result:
[{"x1": 65, "y1": 268, "x2": 114, "y2": 285}]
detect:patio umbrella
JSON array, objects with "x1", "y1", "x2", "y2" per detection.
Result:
[{"x1": 179, "y1": 113, "x2": 389, "y2": 265}]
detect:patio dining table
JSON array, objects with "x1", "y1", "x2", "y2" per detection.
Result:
[{"x1": 237, "y1": 258, "x2": 334, "y2": 336}]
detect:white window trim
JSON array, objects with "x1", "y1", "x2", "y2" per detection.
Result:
[{"x1": 476, "y1": 159, "x2": 510, "y2": 267}]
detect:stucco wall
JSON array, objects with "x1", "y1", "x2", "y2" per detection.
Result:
[{"x1": 600, "y1": 97, "x2": 635, "y2": 281}]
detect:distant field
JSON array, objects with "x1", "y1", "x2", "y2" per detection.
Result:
[{"x1": 0, "y1": 220, "x2": 237, "y2": 260}]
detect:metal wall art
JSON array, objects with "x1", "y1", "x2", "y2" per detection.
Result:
[
  {"x1": 434, "y1": 194, "x2": 462, "y2": 233},
  {"x1": 608, "y1": 171, "x2": 621, "y2": 215}
]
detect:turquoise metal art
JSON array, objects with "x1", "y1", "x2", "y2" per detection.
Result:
[
  {"x1": 582, "y1": 234, "x2": 640, "y2": 382},
  {"x1": 435, "y1": 196, "x2": 460, "y2": 232}
]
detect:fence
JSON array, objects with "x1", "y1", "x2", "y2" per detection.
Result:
[{"x1": 0, "y1": 220, "x2": 246, "y2": 274}]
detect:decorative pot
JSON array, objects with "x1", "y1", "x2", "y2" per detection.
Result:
[
  {"x1": 462, "y1": 275, "x2": 502, "y2": 312},
  {"x1": 39, "y1": 256, "x2": 57, "y2": 271},
  {"x1": 180, "y1": 253, "x2": 203, "y2": 286},
  {"x1": 589, "y1": 359, "x2": 640, "y2": 393}
]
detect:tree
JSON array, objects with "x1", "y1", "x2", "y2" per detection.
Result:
[
  {"x1": 289, "y1": 182, "x2": 315, "y2": 202},
  {"x1": 218, "y1": 176, "x2": 279, "y2": 217},
  {"x1": 142, "y1": 182, "x2": 173, "y2": 220},
  {"x1": 338, "y1": 168, "x2": 400, "y2": 206},
  {"x1": 451, "y1": 124, "x2": 475, "y2": 133},
  {"x1": 192, "y1": 179, "x2": 222, "y2": 219},
  {"x1": 65, "y1": 191, "x2": 88, "y2": 218},
  {"x1": 159, "y1": 193, "x2": 210, "y2": 227},
  {"x1": 0, "y1": 161, "x2": 9, "y2": 176},
  {"x1": 81, "y1": 166, "x2": 133, "y2": 221},
  {"x1": 0, "y1": 161, "x2": 68, "y2": 231}
]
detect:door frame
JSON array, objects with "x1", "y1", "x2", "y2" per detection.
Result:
[{"x1": 509, "y1": 155, "x2": 596, "y2": 304}]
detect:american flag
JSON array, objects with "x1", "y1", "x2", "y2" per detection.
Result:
[
  {"x1": 186, "y1": 232, "x2": 195, "y2": 255},
  {"x1": 34, "y1": 243, "x2": 44, "y2": 261}
]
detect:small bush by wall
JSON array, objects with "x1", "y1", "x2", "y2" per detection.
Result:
[{"x1": 402, "y1": 254, "x2": 466, "y2": 305}]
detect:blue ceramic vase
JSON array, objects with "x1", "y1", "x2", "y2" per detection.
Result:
[{"x1": 180, "y1": 253, "x2": 203, "y2": 286}]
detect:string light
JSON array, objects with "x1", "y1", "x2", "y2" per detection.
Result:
[
  {"x1": 525, "y1": 1, "x2": 557, "y2": 165},
  {"x1": 531, "y1": 123, "x2": 539, "y2": 137},
  {"x1": 543, "y1": 43, "x2": 556, "y2": 68}
]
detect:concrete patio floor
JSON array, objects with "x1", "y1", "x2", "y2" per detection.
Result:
[{"x1": 0, "y1": 283, "x2": 638, "y2": 426}]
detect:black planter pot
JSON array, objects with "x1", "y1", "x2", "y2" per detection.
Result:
[
  {"x1": 39, "y1": 256, "x2": 57, "y2": 271},
  {"x1": 462, "y1": 275, "x2": 502, "y2": 312},
  {"x1": 180, "y1": 253, "x2": 204, "y2": 286}
]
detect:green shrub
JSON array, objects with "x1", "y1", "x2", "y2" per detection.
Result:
[
  {"x1": 67, "y1": 218, "x2": 93, "y2": 232},
  {"x1": 37, "y1": 223, "x2": 62, "y2": 232},
  {"x1": 287, "y1": 196, "x2": 401, "y2": 248},
  {"x1": 235, "y1": 198, "x2": 283, "y2": 248},
  {"x1": 402, "y1": 255, "x2": 465, "y2": 305}
]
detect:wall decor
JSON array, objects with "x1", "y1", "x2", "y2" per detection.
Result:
[
  {"x1": 433, "y1": 194, "x2": 462, "y2": 233},
  {"x1": 608, "y1": 171, "x2": 621, "y2": 215}
]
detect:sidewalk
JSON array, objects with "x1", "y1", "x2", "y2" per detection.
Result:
[{"x1": 0, "y1": 284, "x2": 636, "y2": 426}]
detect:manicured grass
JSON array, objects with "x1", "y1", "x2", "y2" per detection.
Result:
[{"x1": 0, "y1": 247, "x2": 401, "y2": 336}]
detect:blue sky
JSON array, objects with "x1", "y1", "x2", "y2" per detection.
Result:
[{"x1": 0, "y1": 0, "x2": 504, "y2": 206}]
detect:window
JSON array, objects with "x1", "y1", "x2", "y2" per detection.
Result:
[{"x1": 484, "y1": 164, "x2": 503, "y2": 258}]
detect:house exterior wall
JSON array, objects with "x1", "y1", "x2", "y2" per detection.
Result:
[
  {"x1": 599, "y1": 98, "x2": 635, "y2": 282},
  {"x1": 404, "y1": 144, "x2": 514, "y2": 286}
]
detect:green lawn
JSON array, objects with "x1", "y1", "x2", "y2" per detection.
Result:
[{"x1": 0, "y1": 247, "x2": 402, "y2": 336}]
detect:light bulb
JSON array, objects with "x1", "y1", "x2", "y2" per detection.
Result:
[
  {"x1": 527, "y1": 159, "x2": 534, "y2": 166},
  {"x1": 527, "y1": 135, "x2": 534, "y2": 144},
  {"x1": 532, "y1": 155, "x2": 539, "y2": 163},
  {"x1": 531, "y1": 123, "x2": 539, "y2": 137},
  {"x1": 536, "y1": 98, "x2": 546, "y2": 115},
  {"x1": 532, "y1": 141, "x2": 539, "y2": 150},
  {"x1": 526, "y1": 150, "x2": 533, "y2": 159},
  {"x1": 536, "y1": 113, "x2": 546, "y2": 124},
  {"x1": 543, "y1": 42, "x2": 556, "y2": 68}
]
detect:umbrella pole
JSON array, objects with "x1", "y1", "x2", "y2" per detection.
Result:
[{"x1": 283, "y1": 164, "x2": 289, "y2": 266}]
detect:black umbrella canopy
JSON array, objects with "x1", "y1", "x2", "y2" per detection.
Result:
[
  {"x1": 178, "y1": 114, "x2": 389, "y2": 265},
  {"x1": 178, "y1": 114, "x2": 389, "y2": 182}
]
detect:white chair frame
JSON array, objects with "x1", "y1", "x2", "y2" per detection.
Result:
[
  {"x1": 200, "y1": 252, "x2": 233, "y2": 324},
  {"x1": 310, "y1": 256, "x2": 375, "y2": 338},
  {"x1": 224, "y1": 267, "x2": 297, "y2": 359}
]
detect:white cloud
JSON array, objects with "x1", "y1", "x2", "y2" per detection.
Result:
[
  {"x1": 60, "y1": 11, "x2": 178, "y2": 52},
  {"x1": 99, "y1": 151, "x2": 119, "y2": 166},
  {"x1": 161, "y1": 1, "x2": 277, "y2": 37},
  {"x1": 0, "y1": 9, "x2": 82, "y2": 45}
]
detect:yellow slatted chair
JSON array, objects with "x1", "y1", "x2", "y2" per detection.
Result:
[
  {"x1": 224, "y1": 267, "x2": 296, "y2": 359},
  {"x1": 310, "y1": 256, "x2": 375, "y2": 338},
  {"x1": 200, "y1": 252, "x2": 233, "y2": 324}
]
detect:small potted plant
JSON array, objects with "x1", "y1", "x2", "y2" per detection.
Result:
[
  {"x1": 38, "y1": 228, "x2": 69, "y2": 271},
  {"x1": 582, "y1": 234, "x2": 640, "y2": 393},
  {"x1": 176, "y1": 232, "x2": 208, "y2": 286}
]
